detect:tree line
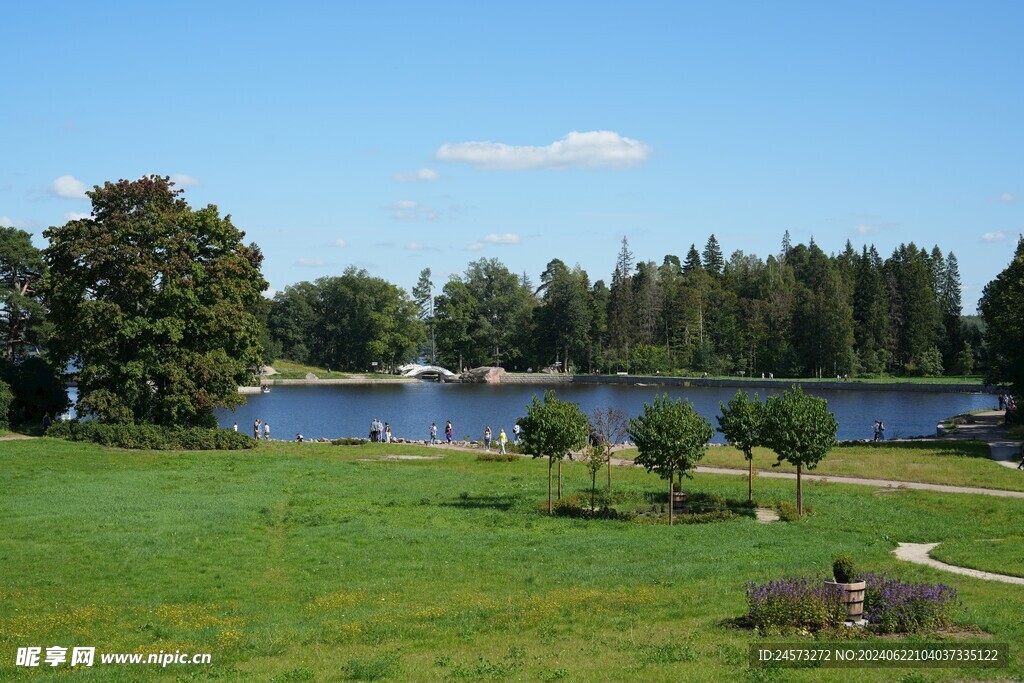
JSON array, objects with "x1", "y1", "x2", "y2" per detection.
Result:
[
  {"x1": 1, "y1": 175, "x2": 1021, "y2": 430},
  {"x1": 269, "y1": 233, "x2": 982, "y2": 380}
]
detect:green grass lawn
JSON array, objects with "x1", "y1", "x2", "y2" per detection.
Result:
[
  {"x1": 617, "y1": 440, "x2": 1024, "y2": 493},
  {"x1": 2, "y1": 438, "x2": 1023, "y2": 681},
  {"x1": 268, "y1": 359, "x2": 353, "y2": 380},
  {"x1": 931, "y1": 536, "x2": 1024, "y2": 579}
]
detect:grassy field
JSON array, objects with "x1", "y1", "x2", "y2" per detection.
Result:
[
  {"x1": 268, "y1": 360, "x2": 353, "y2": 380},
  {"x1": 616, "y1": 440, "x2": 1024, "y2": 493},
  {"x1": 2, "y1": 438, "x2": 1023, "y2": 681},
  {"x1": 931, "y1": 536, "x2": 1024, "y2": 579}
]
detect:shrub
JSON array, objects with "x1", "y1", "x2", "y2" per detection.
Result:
[
  {"x1": 0, "y1": 379, "x2": 12, "y2": 431},
  {"x1": 331, "y1": 437, "x2": 367, "y2": 446},
  {"x1": 745, "y1": 577, "x2": 847, "y2": 632},
  {"x1": 477, "y1": 452, "x2": 519, "y2": 462},
  {"x1": 861, "y1": 572, "x2": 960, "y2": 633},
  {"x1": 46, "y1": 420, "x2": 254, "y2": 450},
  {"x1": 832, "y1": 554, "x2": 857, "y2": 583},
  {"x1": 777, "y1": 501, "x2": 814, "y2": 521}
]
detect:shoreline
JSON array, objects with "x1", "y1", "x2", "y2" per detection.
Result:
[{"x1": 240, "y1": 373, "x2": 997, "y2": 394}]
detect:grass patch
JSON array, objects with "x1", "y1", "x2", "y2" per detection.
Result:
[
  {"x1": 618, "y1": 440, "x2": 1024, "y2": 492},
  {"x1": 269, "y1": 359, "x2": 352, "y2": 380},
  {"x1": 930, "y1": 536, "x2": 1024, "y2": 579},
  {"x1": 2, "y1": 438, "x2": 1024, "y2": 680}
]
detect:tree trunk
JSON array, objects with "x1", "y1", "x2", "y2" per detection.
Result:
[
  {"x1": 557, "y1": 459, "x2": 562, "y2": 499},
  {"x1": 548, "y1": 458, "x2": 553, "y2": 514},
  {"x1": 669, "y1": 478, "x2": 674, "y2": 526},
  {"x1": 796, "y1": 462, "x2": 803, "y2": 516},
  {"x1": 591, "y1": 473, "x2": 596, "y2": 511},
  {"x1": 607, "y1": 454, "x2": 612, "y2": 488},
  {"x1": 747, "y1": 452, "x2": 754, "y2": 504}
]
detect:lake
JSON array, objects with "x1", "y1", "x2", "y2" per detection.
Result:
[{"x1": 214, "y1": 382, "x2": 997, "y2": 443}]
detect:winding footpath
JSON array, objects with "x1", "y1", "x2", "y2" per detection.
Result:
[{"x1": 892, "y1": 543, "x2": 1024, "y2": 586}]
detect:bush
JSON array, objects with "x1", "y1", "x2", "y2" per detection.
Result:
[
  {"x1": 861, "y1": 572, "x2": 960, "y2": 633},
  {"x1": 0, "y1": 379, "x2": 12, "y2": 430},
  {"x1": 832, "y1": 554, "x2": 857, "y2": 583},
  {"x1": 46, "y1": 420, "x2": 254, "y2": 450},
  {"x1": 477, "y1": 452, "x2": 519, "y2": 462},
  {"x1": 331, "y1": 437, "x2": 367, "y2": 446},
  {"x1": 777, "y1": 501, "x2": 814, "y2": 521},
  {"x1": 745, "y1": 577, "x2": 847, "y2": 632}
]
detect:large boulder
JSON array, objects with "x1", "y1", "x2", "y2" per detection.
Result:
[{"x1": 460, "y1": 366, "x2": 506, "y2": 383}]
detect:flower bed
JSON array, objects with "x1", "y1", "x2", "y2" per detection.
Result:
[{"x1": 745, "y1": 573, "x2": 961, "y2": 634}]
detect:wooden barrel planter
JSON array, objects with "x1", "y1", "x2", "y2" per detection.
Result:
[{"x1": 825, "y1": 580, "x2": 866, "y2": 622}]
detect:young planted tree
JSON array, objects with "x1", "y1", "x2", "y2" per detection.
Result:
[
  {"x1": 591, "y1": 406, "x2": 629, "y2": 488},
  {"x1": 518, "y1": 390, "x2": 590, "y2": 514},
  {"x1": 761, "y1": 386, "x2": 838, "y2": 515},
  {"x1": 582, "y1": 443, "x2": 609, "y2": 512},
  {"x1": 717, "y1": 390, "x2": 764, "y2": 503},
  {"x1": 628, "y1": 394, "x2": 714, "y2": 525}
]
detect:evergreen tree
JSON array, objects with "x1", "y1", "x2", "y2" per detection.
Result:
[
  {"x1": 702, "y1": 234, "x2": 724, "y2": 276},
  {"x1": 939, "y1": 252, "x2": 963, "y2": 372},
  {"x1": 608, "y1": 237, "x2": 635, "y2": 365},
  {"x1": 412, "y1": 268, "x2": 436, "y2": 363},
  {"x1": 683, "y1": 244, "x2": 703, "y2": 273}
]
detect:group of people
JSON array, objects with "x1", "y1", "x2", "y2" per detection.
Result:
[
  {"x1": 251, "y1": 418, "x2": 270, "y2": 440},
  {"x1": 872, "y1": 420, "x2": 886, "y2": 441},
  {"x1": 369, "y1": 418, "x2": 392, "y2": 443},
  {"x1": 426, "y1": 421, "x2": 521, "y2": 450}
]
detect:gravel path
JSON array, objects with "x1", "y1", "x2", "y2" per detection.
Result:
[{"x1": 892, "y1": 542, "x2": 1024, "y2": 585}]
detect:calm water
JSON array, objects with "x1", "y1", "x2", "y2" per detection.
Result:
[{"x1": 215, "y1": 383, "x2": 997, "y2": 443}]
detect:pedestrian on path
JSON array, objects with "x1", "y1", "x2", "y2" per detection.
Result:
[
  {"x1": 263, "y1": 422, "x2": 271, "y2": 440},
  {"x1": 483, "y1": 426, "x2": 492, "y2": 450},
  {"x1": 429, "y1": 422, "x2": 438, "y2": 444},
  {"x1": 445, "y1": 420, "x2": 453, "y2": 444},
  {"x1": 499, "y1": 428, "x2": 507, "y2": 454}
]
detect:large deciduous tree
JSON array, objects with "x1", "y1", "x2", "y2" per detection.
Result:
[
  {"x1": 979, "y1": 236, "x2": 1024, "y2": 415},
  {"x1": 518, "y1": 390, "x2": 590, "y2": 514},
  {"x1": 0, "y1": 227, "x2": 48, "y2": 360},
  {"x1": 761, "y1": 386, "x2": 837, "y2": 515},
  {"x1": 43, "y1": 176, "x2": 267, "y2": 426},
  {"x1": 628, "y1": 394, "x2": 714, "y2": 525}
]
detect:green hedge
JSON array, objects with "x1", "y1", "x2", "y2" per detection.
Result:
[{"x1": 46, "y1": 420, "x2": 254, "y2": 450}]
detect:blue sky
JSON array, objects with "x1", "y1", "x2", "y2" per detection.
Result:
[{"x1": 2, "y1": 2, "x2": 1021, "y2": 313}]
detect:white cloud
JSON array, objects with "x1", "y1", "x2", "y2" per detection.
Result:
[
  {"x1": 853, "y1": 224, "x2": 878, "y2": 236},
  {"x1": 394, "y1": 167, "x2": 440, "y2": 183},
  {"x1": 484, "y1": 232, "x2": 520, "y2": 245},
  {"x1": 465, "y1": 242, "x2": 485, "y2": 252},
  {"x1": 391, "y1": 200, "x2": 438, "y2": 221},
  {"x1": 64, "y1": 212, "x2": 91, "y2": 221},
  {"x1": 995, "y1": 192, "x2": 1016, "y2": 202},
  {"x1": 170, "y1": 173, "x2": 201, "y2": 188},
  {"x1": 0, "y1": 216, "x2": 13, "y2": 228},
  {"x1": 50, "y1": 174, "x2": 87, "y2": 199},
  {"x1": 296, "y1": 257, "x2": 326, "y2": 267},
  {"x1": 435, "y1": 130, "x2": 652, "y2": 170},
  {"x1": 263, "y1": 288, "x2": 279, "y2": 299},
  {"x1": 981, "y1": 231, "x2": 1007, "y2": 242},
  {"x1": 405, "y1": 242, "x2": 438, "y2": 251},
  {"x1": 334, "y1": 238, "x2": 349, "y2": 248}
]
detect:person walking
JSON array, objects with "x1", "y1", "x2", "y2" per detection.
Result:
[
  {"x1": 445, "y1": 420, "x2": 453, "y2": 444},
  {"x1": 483, "y1": 426, "x2": 492, "y2": 451},
  {"x1": 253, "y1": 418, "x2": 261, "y2": 440},
  {"x1": 233, "y1": 421, "x2": 238, "y2": 432},
  {"x1": 263, "y1": 422, "x2": 271, "y2": 440},
  {"x1": 513, "y1": 423, "x2": 520, "y2": 444},
  {"x1": 499, "y1": 428, "x2": 508, "y2": 454},
  {"x1": 384, "y1": 422, "x2": 392, "y2": 443},
  {"x1": 429, "y1": 422, "x2": 438, "y2": 444}
]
